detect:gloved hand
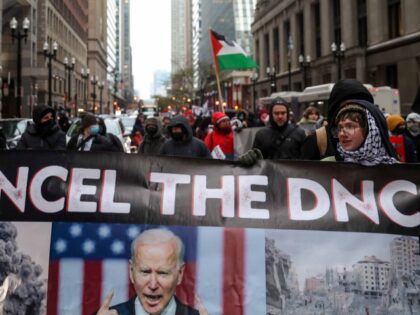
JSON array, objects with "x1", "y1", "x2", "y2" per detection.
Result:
[{"x1": 238, "y1": 148, "x2": 263, "y2": 166}]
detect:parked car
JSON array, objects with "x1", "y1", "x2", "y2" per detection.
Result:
[
  {"x1": 0, "y1": 118, "x2": 32, "y2": 149},
  {"x1": 66, "y1": 115, "x2": 131, "y2": 153}
]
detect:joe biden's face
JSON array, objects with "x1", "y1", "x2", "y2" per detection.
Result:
[{"x1": 129, "y1": 239, "x2": 184, "y2": 315}]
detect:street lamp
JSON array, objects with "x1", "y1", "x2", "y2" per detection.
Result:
[
  {"x1": 287, "y1": 36, "x2": 294, "y2": 91},
  {"x1": 331, "y1": 42, "x2": 346, "y2": 80},
  {"x1": 64, "y1": 56, "x2": 75, "y2": 115},
  {"x1": 10, "y1": 17, "x2": 30, "y2": 117},
  {"x1": 43, "y1": 41, "x2": 58, "y2": 109},
  {"x1": 98, "y1": 81, "x2": 104, "y2": 114},
  {"x1": 251, "y1": 72, "x2": 258, "y2": 114},
  {"x1": 80, "y1": 68, "x2": 89, "y2": 110},
  {"x1": 298, "y1": 54, "x2": 311, "y2": 90},
  {"x1": 91, "y1": 75, "x2": 98, "y2": 113},
  {"x1": 266, "y1": 67, "x2": 276, "y2": 94}
]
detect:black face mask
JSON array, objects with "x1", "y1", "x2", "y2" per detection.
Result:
[
  {"x1": 146, "y1": 126, "x2": 158, "y2": 136},
  {"x1": 37, "y1": 119, "x2": 55, "y2": 135},
  {"x1": 172, "y1": 132, "x2": 184, "y2": 141}
]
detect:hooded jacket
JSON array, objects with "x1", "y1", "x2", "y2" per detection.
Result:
[
  {"x1": 159, "y1": 115, "x2": 211, "y2": 158},
  {"x1": 252, "y1": 98, "x2": 306, "y2": 159},
  {"x1": 301, "y1": 79, "x2": 374, "y2": 160},
  {"x1": 327, "y1": 99, "x2": 397, "y2": 162},
  {"x1": 16, "y1": 105, "x2": 66, "y2": 150},
  {"x1": 138, "y1": 117, "x2": 166, "y2": 155},
  {"x1": 204, "y1": 112, "x2": 234, "y2": 159}
]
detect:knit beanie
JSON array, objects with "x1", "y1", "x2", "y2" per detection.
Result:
[
  {"x1": 406, "y1": 112, "x2": 420, "y2": 123},
  {"x1": 80, "y1": 114, "x2": 98, "y2": 131},
  {"x1": 386, "y1": 114, "x2": 405, "y2": 132},
  {"x1": 334, "y1": 103, "x2": 366, "y2": 124},
  {"x1": 212, "y1": 112, "x2": 229, "y2": 125}
]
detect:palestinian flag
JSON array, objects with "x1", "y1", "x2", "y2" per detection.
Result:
[{"x1": 210, "y1": 29, "x2": 258, "y2": 72}]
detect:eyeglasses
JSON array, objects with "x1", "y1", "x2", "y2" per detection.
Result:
[{"x1": 331, "y1": 123, "x2": 361, "y2": 138}]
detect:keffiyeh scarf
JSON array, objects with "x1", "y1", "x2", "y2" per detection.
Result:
[{"x1": 337, "y1": 110, "x2": 397, "y2": 166}]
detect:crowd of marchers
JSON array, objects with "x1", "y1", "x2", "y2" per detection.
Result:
[{"x1": 2, "y1": 79, "x2": 420, "y2": 167}]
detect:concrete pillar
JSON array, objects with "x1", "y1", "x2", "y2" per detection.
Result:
[
  {"x1": 320, "y1": 0, "x2": 332, "y2": 57},
  {"x1": 403, "y1": 0, "x2": 420, "y2": 34},
  {"x1": 367, "y1": 0, "x2": 387, "y2": 45}
]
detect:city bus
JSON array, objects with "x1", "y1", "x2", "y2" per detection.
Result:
[{"x1": 258, "y1": 83, "x2": 401, "y2": 118}]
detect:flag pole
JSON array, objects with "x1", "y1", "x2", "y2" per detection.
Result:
[{"x1": 209, "y1": 28, "x2": 225, "y2": 113}]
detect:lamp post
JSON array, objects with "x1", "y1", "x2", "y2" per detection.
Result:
[
  {"x1": 287, "y1": 36, "x2": 294, "y2": 91},
  {"x1": 98, "y1": 81, "x2": 104, "y2": 114},
  {"x1": 80, "y1": 68, "x2": 89, "y2": 110},
  {"x1": 10, "y1": 17, "x2": 30, "y2": 118},
  {"x1": 91, "y1": 75, "x2": 98, "y2": 113},
  {"x1": 64, "y1": 56, "x2": 75, "y2": 115},
  {"x1": 331, "y1": 42, "x2": 346, "y2": 80},
  {"x1": 251, "y1": 72, "x2": 258, "y2": 114},
  {"x1": 266, "y1": 67, "x2": 276, "y2": 94},
  {"x1": 298, "y1": 54, "x2": 311, "y2": 90},
  {"x1": 43, "y1": 41, "x2": 58, "y2": 109}
]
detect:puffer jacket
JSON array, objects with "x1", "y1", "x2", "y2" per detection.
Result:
[{"x1": 16, "y1": 105, "x2": 66, "y2": 150}]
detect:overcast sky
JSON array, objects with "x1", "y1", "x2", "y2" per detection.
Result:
[{"x1": 131, "y1": 0, "x2": 171, "y2": 100}]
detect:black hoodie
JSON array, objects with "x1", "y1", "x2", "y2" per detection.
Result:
[
  {"x1": 301, "y1": 79, "x2": 375, "y2": 160},
  {"x1": 159, "y1": 115, "x2": 211, "y2": 158},
  {"x1": 16, "y1": 105, "x2": 66, "y2": 150}
]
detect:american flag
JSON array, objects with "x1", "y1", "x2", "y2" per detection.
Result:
[{"x1": 47, "y1": 223, "x2": 266, "y2": 315}]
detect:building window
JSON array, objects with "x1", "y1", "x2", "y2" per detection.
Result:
[
  {"x1": 313, "y1": 2, "x2": 321, "y2": 58},
  {"x1": 255, "y1": 39, "x2": 260, "y2": 69},
  {"x1": 357, "y1": 0, "x2": 367, "y2": 46},
  {"x1": 388, "y1": 0, "x2": 401, "y2": 39},
  {"x1": 273, "y1": 27, "x2": 279, "y2": 71},
  {"x1": 386, "y1": 64, "x2": 398, "y2": 88},
  {"x1": 264, "y1": 33, "x2": 270, "y2": 70},
  {"x1": 332, "y1": 0, "x2": 341, "y2": 44},
  {"x1": 298, "y1": 12, "x2": 304, "y2": 56}
]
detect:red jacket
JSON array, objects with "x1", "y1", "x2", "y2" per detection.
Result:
[{"x1": 204, "y1": 128, "x2": 234, "y2": 157}]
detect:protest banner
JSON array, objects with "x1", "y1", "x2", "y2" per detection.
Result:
[{"x1": 0, "y1": 151, "x2": 418, "y2": 314}]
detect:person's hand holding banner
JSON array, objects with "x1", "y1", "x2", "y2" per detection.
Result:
[{"x1": 97, "y1": 290, "x2": 118, "y2": 315}]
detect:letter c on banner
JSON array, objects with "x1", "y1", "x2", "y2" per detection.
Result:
[
  {"x1": 30, "y1": 166, "x2": 68, "y2": 213},
  {"x1": 287, "y1": 178, "x2": 330, "y2": 220},
  {"x1": 379, "y1": 180, "x2": 420, "y2": 228}
]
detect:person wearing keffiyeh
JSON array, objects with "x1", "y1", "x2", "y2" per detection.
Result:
[{"x1": 323, "y1": 99, "x2": 398, "y2": 165}]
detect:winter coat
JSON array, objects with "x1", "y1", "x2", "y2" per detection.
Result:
[
  {"x1": 16, "y1": 105, "x2": 66, "y2": 150},
  {"x1": 67, "y1": 134, "x2": 115, "y2": 152},
  {"x1": 138, "y1": 117, "x2": 166, "y2": 155},
  {"x1": 204, "y1": 128, "x2": 234, "y2": 160},
  {"x1": 252, "y1": 101, "x2": 306, "y2": 160},
  {"x1": 159, "y1": 115, "x2": 211, "y2": 158}
]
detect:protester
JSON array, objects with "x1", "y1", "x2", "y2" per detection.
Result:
[
  {"x1": 386, "y1": 114, "x2": 417, "y2": 163},
  {"x1": 16, "y1": 104, "x2": 66, "y2": 150},
  {"x1": 297, "y1": 106, "x2": 321, "y2": 135},
  {"x1": 67, "y1": 114, "x2": 114, "y2": 152},
  {"x1": 130, "y1": 113, "x2": 145, "y2": 147},
  {"x1": 97, "y1": 117, "x2": 125, "y2": 152},
  {"x1": 57, "y1": 107, "x2": 71, "y2": 132},
  {"x1": 204, "y1": 112, "x2": 234, "y2": 160},
  {"x1": 162, "y1": 116, "x2": 172, "y2": 139},
  {"x1": 405, "y1": 112, "x2": 420, "y2": 161},
  {"x1": 323, "y1": 99, "x2": 398, "y2": 165},
  {"x1": 194, "y1": 116, "x2": 212, "y2": 140},
  {"x1": 97, "y1": 228, "x2": 200, "y2": 315},
  {"x1": 138, "y1": 116, "x2": 166, "y2": 155},
  {"x1": 238, "y1": 97, "x2": 305, "y2": 165},
  {"x1": 159, "y1": 115, "x2": 211, "y2": 158},
  {"x1": 301, "y1": 79, "x2": 375, "y2": 160}
]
